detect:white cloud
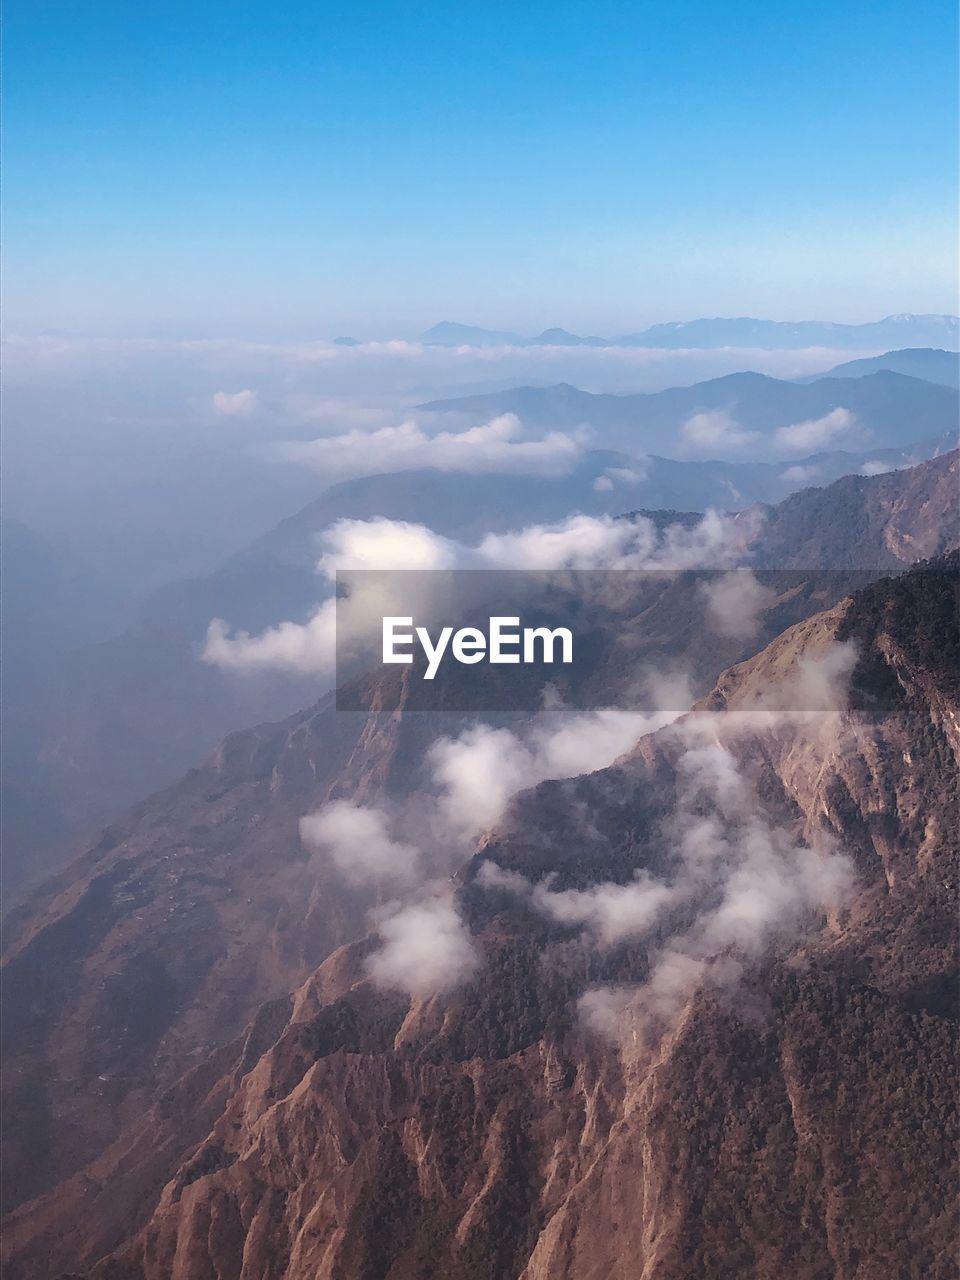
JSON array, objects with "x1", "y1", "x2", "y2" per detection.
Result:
[
  {"x1": 680, "y1": 410, "x2": 759, "y2": 454},
  {"x1": 202, "y1": 508, "x2": 758, "y2": 675},
  {"x1": 212, "y1": 388, "x2": 259, "y2": 417},
  {"x1": 204, "y1": 603, "x2": 336, "y2": 675},
  {"x1": 692, "y1": 638, "x2": 858, "y2": 715},
  {"x1": 593, "y1": 464, "x2": 647, "y2": 492},
  {"x1": 774, "y1": 407, "x2": 858, "y2": 452},
  {"x1": 475, "y1": 508, "x2": 754, "y2": 572},
  {"x1": 365, "y1": 890, "x2": 479, "y2": 996},
  {"x1": 429, "y1": 706, "x2": 679, "y2": 842},
  {"x1": 203, "y1": 517, "x2": 462, "y2": 675},
  {"x1": 860, "y1": 459, "x2": 893, "y2": 476},
  {"x1": 275, "y1": 413, "x2": 583, "y2": 482},
  {"x1": 300, "y1": 800, "x2": 421, "y2": 887},
  {"x1": 792, "y1": 641, "x2": 860, "y2": 712},
  {"x1": 700, "y1": 570, "x2": 777, "y2": 639},
  {"x1": 534, "y1": 871, "x2": 678, "y2": 946},
  {"x1": 779, "y1": 464, "x2": 820, "y2": 483},
  {"x1": 475, "y1": 861, "x2": 532, "y2": 894},
  {"x1": 317, "y1": 517, "x2": 461, "y2": 574}
]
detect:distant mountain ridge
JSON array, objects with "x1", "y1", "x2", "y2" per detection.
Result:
[
  {"x1": 809, "y1": 347, "x2": 960, "y2": 388},
  {"x1": 421, "y1": 314, "x2": 960, "y2": 350},
  {"x1": 420, "y1": 368, "x2": 959, "y2": 457}
]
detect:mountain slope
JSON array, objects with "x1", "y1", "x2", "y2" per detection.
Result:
[
  {"x1": 0, "y1": 521, "x2": 128, "y2": 894},
  {"x1": 14, "y1": 554, "x2": 956, "y2": 1280},
  {"x1": 1, "y1": 458, "x2": 957, "y2": 1277}
]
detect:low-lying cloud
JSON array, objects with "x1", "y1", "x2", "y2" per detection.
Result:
[
  {"x1": 680, "y1": 410, "x2": 760, "y2": 454},
  {"x1": 860, "y1": 459, "x2": 893, "y2": 476},
  {"x1": 429, "y1": 705, "x2": 679, "y2": 842},
  {"x1": 774, "y1": 407, "x2": 859, "y2": 452},
  {"x1": 203, "y1": 508, "x2": 758, "y2": 675},
  {"x1": 365, "y1": 889, "x2": 480, "y2": 996},
  {"x1": 779, "y1": 463, "x2": 820, "y2": 484},
  {"x1": 677, "y1": 406, "x2": 862, "y2": 459},
  {"x1": 300, "y1": 800, "x2": 421, "y2": 887},
  {"x1": 592, "y1": 464, "x2": 647, "y2": 492},
  {"x1": 534, "y1": 871, "x2": 679, "y2": 946},
  {"x1": 275, "y1": 413, "x2": 583, "y2": 482},
  {"x1": 701, "y1": 570, "x2": 777, "y2": 639},
  {"x1": 307, "y1": 695, "x2": 684, "y2": 995}
]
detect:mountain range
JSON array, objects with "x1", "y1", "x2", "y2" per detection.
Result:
[
  {"x1": 2, "y1": 451, "x2": 957, "y2": 1278},
  {"x1": 419, "y1": 368, "x2": 959, "y2": 457},
  {"x1": 101, "y1": 558, "x2": 957, "y2": 1279},
  {"x1": 421, "y1": 315, "x2": 960, "y2": 350}
]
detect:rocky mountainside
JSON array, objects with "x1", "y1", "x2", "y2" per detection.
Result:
[
  {"x1": 1, "y1": 459, "x2": 958, "y2": 1277},
  {"x1": 5, "y1": 555, "x2": 956, "y2": 1278},
  {"x1": 746, "y1": 448, "x2": 960, "y2": 568},
  {"x1": 1, "y1": 460, "x2": 957, "y2": 1172}
]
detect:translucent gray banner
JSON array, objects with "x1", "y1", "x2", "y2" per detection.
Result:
[{"x1": 334, "y1": 567, "x2": 943, "y2": 712}]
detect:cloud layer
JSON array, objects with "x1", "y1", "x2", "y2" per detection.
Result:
[{"x1": 276, "y1": 413, "x2": 583, "y2": 482}]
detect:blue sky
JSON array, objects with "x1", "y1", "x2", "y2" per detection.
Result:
[{"x1": 4, "y1": 0, "x2": 958, "y2": 336}]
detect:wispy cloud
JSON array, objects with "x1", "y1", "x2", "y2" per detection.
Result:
[
  {"x1": 429, "y1": 705, "x2": 679, "y2": 842},
  {"x1": 680, "y1": 409, "x2": 759, "y2": 454},
  {"x1": 860, "y1": 459, "x2": 893, "y2": 476},
  {"x1": 700, "y1": 570, "x2": 776, "y2": 639},
  {"x1": 365, "y1": 889, "x2": 480, "y2": 996},
  {"x1": 774, "y1": 407, "x2": 859, "y2": 452},
  {"x1": 300, "y1": 800, "x2": 421, "y2": 888},
  {"x1": 779, "y1": 463, "x2": 820, "y2": 483},
  {"x1": 275, "y1": 413, "x2": 584, "y2": 482}
]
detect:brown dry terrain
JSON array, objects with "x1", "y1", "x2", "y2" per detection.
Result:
[{"x1": 1, "y1": 456, "x2": 958, "y2": 1279}]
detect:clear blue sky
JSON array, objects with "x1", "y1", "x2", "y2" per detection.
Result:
[{"x1": 3, "y1": 0, "x2": 958, "y2": 336}]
